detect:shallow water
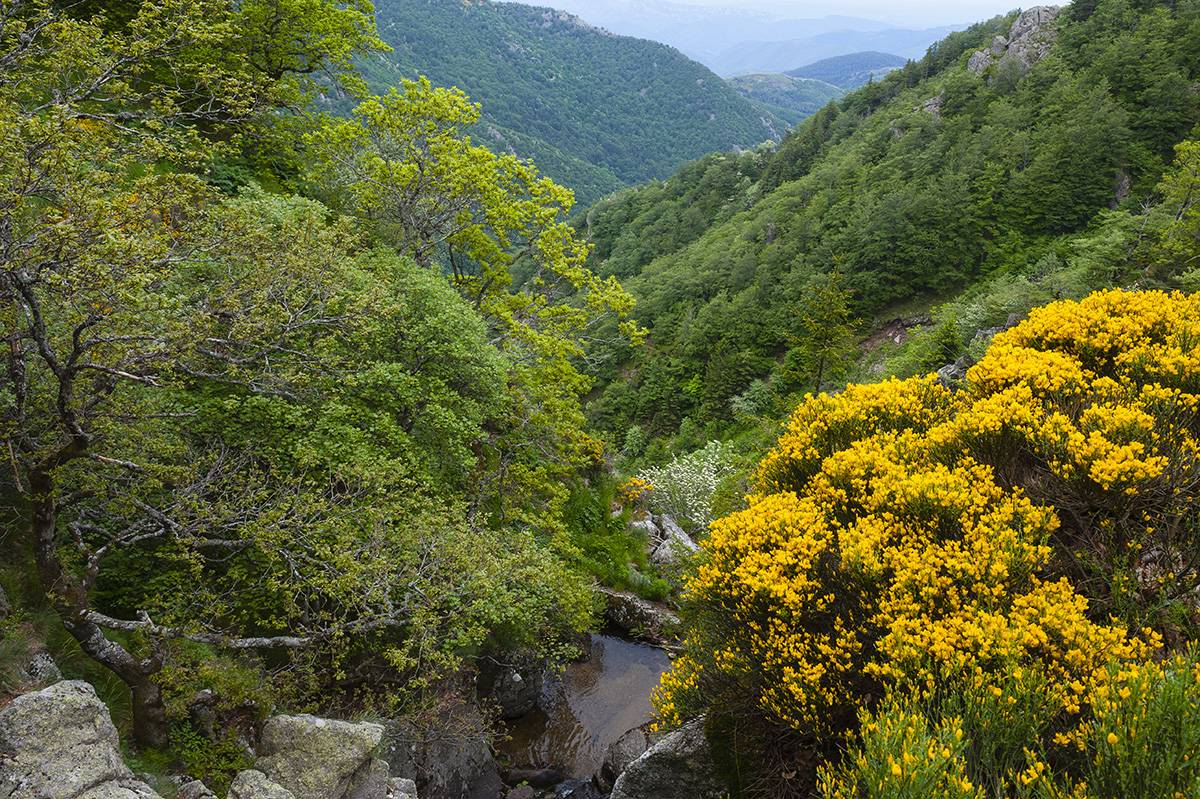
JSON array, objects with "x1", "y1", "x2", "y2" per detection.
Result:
[{"x1": 498, "y1": 634, "x2": 671, "y2": 779}]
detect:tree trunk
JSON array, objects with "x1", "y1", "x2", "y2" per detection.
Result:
[{"x1": 30, "y1": 468, "x2": 171, "y2": 749}]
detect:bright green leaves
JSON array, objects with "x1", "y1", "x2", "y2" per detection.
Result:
[{"x1": 304, "y1": 76, "x2": 642, "y2": 536}]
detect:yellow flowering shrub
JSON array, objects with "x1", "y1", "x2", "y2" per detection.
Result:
[
  {"x1": 657, "y1": 290, "x2": 1200, "y2": 796},
  {"x1": 942, "y1": 290, "x2": 1200, "y2": 623},
  {"x1": 655, "y1": 428, "x2": 1148, "y2": 737},
  {"x1": 818, "y1": 696, "x2": 982, "y2": 799}
]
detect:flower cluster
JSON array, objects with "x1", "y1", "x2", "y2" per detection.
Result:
[
  {"x1": 638, "y1": 440, "x2": 736, "y2": 531},
  {"x1": 656, "y1": 290, "x2": 1200, "y2": 792}
]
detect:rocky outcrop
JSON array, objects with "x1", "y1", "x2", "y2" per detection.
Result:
[
  {"x1": 596, "y1": 587, "x2": 680, "y2": 645},
  {"x1": 383, "y1": 702, "x2": 502, "y2": 799},
  {"x1": 228, "y1": 771, "x2": 296, "y2": 799},
  {"x1": 0, "y1": 680, "x2": 162, "y2": 799},
  {"x1": 478, "y1": 661, "x2": 543, "y2": 720},
  {"x1": 968, "y1": 6, "x2": 1062, "y2": 76},
  {"x1": 608, "y1": 719, "x2": 725, "y2": 799},
  {"x1": 648, "y1": 516, "x2": 698, "y2": 569},
  {"x1": 596, "y1": 725, "x2": 662, "y2": 793},
  {"x1": 253, "y1": 715, "x2": 387, "y2": 799}
]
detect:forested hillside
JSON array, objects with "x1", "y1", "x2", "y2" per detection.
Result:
[
  {"x1": 8, "y1": 1, "x2": 1200, "y2": 798},
  {"x1": 581, "y1": 1, "x2": 1200, "y2": 462},
  {"x1": 362, "y1": 0, "x2": 783, "y2": 202},
  {"x1": 727, "y1": 73, "x2": 845, "y2": 124},
  {"x1": 786, "y1": 50, "x2": 907, "y2": 87}
]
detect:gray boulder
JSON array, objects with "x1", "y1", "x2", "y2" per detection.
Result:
[
  {"x1": 175, "y1": 781, "x2": 217, "y2": 799},
  {"x1": 596, "y1": 587, "x2": 680, "y2": 645},
  {"x1": 650, "y1": 517, "x2": 698, "y2": 568},
  {"x1": 628, "y1": 518, "x2": 659, "y2": 541},
  {"x1": 228, "y1": 771, "x2": 296, "y2": 799},
  {"x1": 386, "y1": 779, "x2": 417, "y2": 799},
  {"x1": 256, "y1": 715, "x2": 385, "y2": 799},
  {"x1": 609, "y1": 719, "x2": 725, "y2": 799},
  {"x1": 0, "y1": 680, "x2": 162, "y2": 799},
  {"x1": 597, "y1": 726, "x2": 662, "y2": 792}
]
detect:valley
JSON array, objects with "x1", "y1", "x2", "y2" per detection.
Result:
[{"x1": 5, "y1": 1, "x2": 1200, "y2": 799}]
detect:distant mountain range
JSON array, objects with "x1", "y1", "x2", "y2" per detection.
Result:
[
  {"x1": 518, "y1": 0, "x2": 964, "y2": 75},
  {"x1": 364, "y1": 0, "x2": 784, "y2": 204},
  {"x1": 788, "y1": 51, "x2": 908, "y2": 88}
]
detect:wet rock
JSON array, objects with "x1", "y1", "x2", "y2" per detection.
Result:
[
  {"x1": 482, "y1": 663, "x2": 544, "y2": 720},
  {"x1": 505, "y1": 787, "x2": 538, "y2": 799},
  {"x1": 256, "y1": 715, "x2": 385, "y2": 799},
  {"x1": 609, "y1": 719, "x2": 725, "y2": 799},
  {"x1": 553, "y1": 781, "x2": 602, "y2": 799},
  {"x1": 597, "y1": 726, "x2": 662, "y2": 792},
  {"x1": 0, "y1": 680, "x2": 162, "y2": 799},
  {"x1": 504, "y1": 767, "x2": 563, "y2": 789},
  {"x1": 228, "y1": 771, "x2": 296, "y2": 799},
  {"x1": 596, "y1": 587, "x2": 680, "y2": 645},
  {"x1": 384, "y1": 703, "x2": 503, "y2": 799}
]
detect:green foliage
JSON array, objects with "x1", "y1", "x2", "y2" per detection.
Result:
[
  {"x1": 0, "y1": 0, "x2": 626, "y2": 752},
  {"x1": 168, "y1": 723, "x2": 254, "y2": 794},
  {"x1": 787, "y1": 52, "x2": 908, "y2": 89},
  {"x1": 727, "y1": 73, "x2": 844, "y2": 124},
  {"x1": 580, "y1": 0, "x2": 1200, "y2": 461},
  {"x1": 360, "y1": 0, "x2": 782, "y2": 202}
]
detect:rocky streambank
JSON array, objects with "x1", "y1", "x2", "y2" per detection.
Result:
[
  {"x1": 1, "y1": 517, "x2": 722, "y2": 799},
  {"x1": 0, "y1": 681, "x2": 418, "y2": 799}
]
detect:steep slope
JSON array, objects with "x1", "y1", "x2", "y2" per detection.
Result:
[
  {"x1": 787, "y1": 50, "x2": 907, "y2": 87},
  {"x1": 580, "y1": 1, "x2": 1200, "y2": 445},
  {"x1": 726, "y1": 73, "x2": 844, "y2": 123},
  {"x1": 365, "y1": 0, "x2": 782, "y2": 202}
]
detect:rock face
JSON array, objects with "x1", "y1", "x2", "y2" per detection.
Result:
[
  {"x1": 596, "y1": 725, "x2": 662, "y2": 792},
  {"x1": 255, "y1": 715, "x2": 387, "y2": 799},
  {"x1": 228, "y1": 771, "x2": 296, "y2": 799},
  {"x1": 479, "y1": 662, "x2": 543, "y2": 720},
  {"x1": 387, "y1": 779, "x2": 417, "y2": 799},
  {"x1": 0, "y1": 680, "x2": 162, "y2": 799},
  {"x1": 649, "y1": 516, "x2": 699, "y2": 569},
  {"x1": 596, "y1": 587, "x2": 680, "y2": 645},
  {"x1": 383, "y1": 705, "x2": 503, "y2": 799},
  {"x1": 968, "y1": 6, "x2": 1062, "y2": 76},
  {"x1": 608, "y1": 719, "x2": 726, "y2": 799}
]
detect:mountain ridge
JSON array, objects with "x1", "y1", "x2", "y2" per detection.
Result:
[{"x1": 365, "y1": 0, "x2": 784, "y2": 203}]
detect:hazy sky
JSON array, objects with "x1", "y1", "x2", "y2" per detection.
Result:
[{"x1": 672, "y1": 0, "x2": 1023, "y2": 27}]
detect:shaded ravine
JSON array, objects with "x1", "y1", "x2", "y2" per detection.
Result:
[{"x1": 498, "y1": 634, "x2": 671, "y2": 779}]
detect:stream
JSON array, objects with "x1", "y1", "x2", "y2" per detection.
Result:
[{"x1": 498, "y1": 634, "x2": 672, "y2": 780}]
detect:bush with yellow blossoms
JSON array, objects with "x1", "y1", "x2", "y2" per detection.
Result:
[
  {"x1": 946, "y1": 289, "x2": 1200, "y2": 630},
  {"x1": 655, "y1": 290, "x2": 1200, "y2": 797}
]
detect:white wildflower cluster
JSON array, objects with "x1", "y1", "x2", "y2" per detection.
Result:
[{"x1": 637, "y1": 440, "x2": 735, "y2": 531}]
